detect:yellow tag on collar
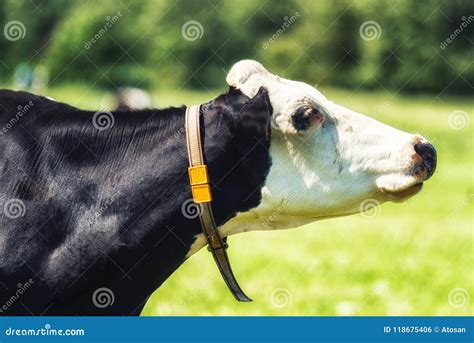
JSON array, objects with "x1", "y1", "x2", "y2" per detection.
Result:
[{"x1": 188, "y1": 165, "x2": 212, "y2": 203}]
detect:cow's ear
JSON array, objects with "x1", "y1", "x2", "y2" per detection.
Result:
[
  {"x1": 234, "y1": 87, "x2": 273, "y2": 139},
  {"x1": 226, "y1": 60, "x2": 269, "y2": 90}
]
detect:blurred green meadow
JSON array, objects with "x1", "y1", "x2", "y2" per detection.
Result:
[{"x1": 38, "y1": 84, "x2": 473, "y2": 316}]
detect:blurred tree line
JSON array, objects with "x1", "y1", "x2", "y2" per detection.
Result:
[{"x1": 0, "y1": 0, "x2": 472, "y2": 94}]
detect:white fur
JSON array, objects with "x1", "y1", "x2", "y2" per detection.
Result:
[{"x1": 187, "y1": 60, "x2": 428, "y2": 257}]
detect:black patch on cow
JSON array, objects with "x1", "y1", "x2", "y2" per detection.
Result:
[
  {"x1": 292, "y1": 107, "x2": 310, "y2": 131},
  {"x1": 0, "y1": 87, "x2": 272, "y2": 315}
]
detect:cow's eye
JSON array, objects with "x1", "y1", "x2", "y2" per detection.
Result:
[{"x1": 292, "y1": 107, "x2": 324, "y2": 131}]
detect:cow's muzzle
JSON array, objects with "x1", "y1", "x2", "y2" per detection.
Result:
[
  {"x1": 413, "y1": 142, "x2": 437, "y2": 180},
  {"x1": 378, "y1": 139, "x2": 437, "y2": 201}
]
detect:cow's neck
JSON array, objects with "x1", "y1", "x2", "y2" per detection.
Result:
[{"x1": 63, "y1": 104, "x2": 270, "y2": 313}]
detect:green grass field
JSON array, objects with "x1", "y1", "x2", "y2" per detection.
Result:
[{"x1": 39, "y1": 85, "x2": 473, "y2": 316}]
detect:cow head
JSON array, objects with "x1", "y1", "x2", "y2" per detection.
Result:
[{"x1": 219, "y1": 60, "x2": 437, "y2": 236}]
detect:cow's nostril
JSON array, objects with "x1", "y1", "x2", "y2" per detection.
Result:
[
  {"x1": 414, "y1": 143, "x2": 435, "y2": 158},
  {"x1": 414, "y1": 142, "x2": 437, "y2": 178}
]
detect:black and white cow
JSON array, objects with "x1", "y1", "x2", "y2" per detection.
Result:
[{"x1": 0, "y1": 60, "x2": 436, "y2": 316}]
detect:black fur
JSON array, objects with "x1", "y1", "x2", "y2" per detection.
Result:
[
  {"x1": 292, "y1": 106, "x2": 315, "y2": 131},
  {"x1": 0, "y1": 87, "x2": 272, "y2": 315}
]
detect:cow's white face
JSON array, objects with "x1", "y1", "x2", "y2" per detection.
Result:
[
  {"x1": 187, "y1": 60, "x2": 437, "y2": 255},
  {"x1": 217, "y1": 60, "x2": 437, "y2": 238}
]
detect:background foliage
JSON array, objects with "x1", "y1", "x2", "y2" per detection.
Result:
[
  {"x1": 0, "y1": 0, "x2": 473, "y2": 93},
  {"x1": 0, "y1": 0, "x2": 472, "y2": 316}
]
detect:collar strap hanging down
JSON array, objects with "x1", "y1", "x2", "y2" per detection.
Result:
[{"x1": 185, "y1": 105, "x2": 252, "y2": 302}]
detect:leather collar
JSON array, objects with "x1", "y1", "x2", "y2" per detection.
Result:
[{"x1": 185, "y1": 105, "x2": 251, "y2": 302}]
